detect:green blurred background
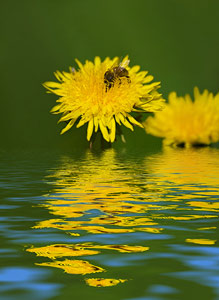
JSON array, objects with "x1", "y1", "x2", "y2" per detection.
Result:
[{"x1": 1, "y1": 0, "x2": 219, "y2": 150}]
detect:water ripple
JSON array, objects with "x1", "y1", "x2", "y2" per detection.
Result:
[{"x1": 0, "y1": 147, "x2": 218, "y2": 299}]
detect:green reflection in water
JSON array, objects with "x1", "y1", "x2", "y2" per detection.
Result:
[{"x1": 27, "y1": 147, "x2": 219, "y2": 288}]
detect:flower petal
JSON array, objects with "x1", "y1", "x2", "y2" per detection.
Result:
[
  {"x1": 99, "y1": 120, "x2": 110, "y2": 142},
  {"x1": 127, "y1": 115, "x2": 144, "y2": 128},
  {"x1": 118, "y1": 114, "x2": 134, "y2": 131},
  {"x1": 60, "y1": 119, "x2": 77, "y2": 135},
  {"x1": 94, "y1": 117, "x2": 99, "y2": 132},
  {"x1": 109, "y1": 118, "x2": 116, "y2": 142},
  {"x1": 76, "y1": 118, "x2": 88, "y2": 128}
]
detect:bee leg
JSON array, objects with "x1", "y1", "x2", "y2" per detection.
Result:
[
  {"x1": 126, "y1": 76, "x2": 131, "y2": 83},
  {"x1": 104, "y1": 80, "x2": 108, "y2": 92},
  {"x1": 104, "y1": 81, "x2": 113, "y2": 92}
]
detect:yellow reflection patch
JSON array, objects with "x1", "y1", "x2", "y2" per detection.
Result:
[
  {"x1": 32, "y1": 219, "x2": 80, "y2": 235},
  {"x1": 69, "y1": 225, "x2": 133, "y2": 234},
  {"x1": 27, "y1": 243, "x2": 149, "y2": 261},
  {"x1": 155, "y1": 215, "x2": 217, "y2": 220},
  {"x1": 43, "y1": 205, "x2": 84, "y2": 218},
  {"x1": 27, "y1": 243, "x2": 149, "y2": 259},
  {"x1": 90, "y1": 216, "x2": 157, "y2": 226},
  {"x1": 187, "y1": 201, "x2": 219, "y2": 212},
  {"x1": 36, "y1": 259, "x2": 105, "y2": 275},
  {"x1": 185, "y1": 238, "x2": 216, "y2": 245},
  {"x1": 197, "y1": 227, "x2": 217, "y2": 230},
  {"x1": 85, "y1": 278, "x2": 127, "y2": 287},
  {"x1": 87, "y1": 244, "x2": 149, "y2": 253},
  {"x1": 27, "y1": 244, "x2": 99, "y2": 259},
  {"x1": 137, "y1": 227, "x2": 163, "y2": 233}
]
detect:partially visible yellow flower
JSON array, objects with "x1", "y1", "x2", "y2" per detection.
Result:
[
  {"x1": 144, "y1": 87, "x2": 219, "y2": 147},
  {"x1": 44, "y1": 56, "x2": 165, "y2": 143}
]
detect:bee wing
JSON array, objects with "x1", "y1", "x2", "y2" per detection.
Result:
[
  {"x1": 106, "y1": 56, "x2": 130, "y2": 70},
  {"x1": 108, "y1": 57, "x2": 120, "y2": 69},
  {"x1": 119, "y1": 55, "x2": 130, "y2": 68}
]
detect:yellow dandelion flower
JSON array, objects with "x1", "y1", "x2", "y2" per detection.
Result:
[
  {"x1": 44, "y1": 56, "x2": 165, "y2": 143},
  {"x1": 144, "y1": 87, "x2": 219, "y2": 147}
]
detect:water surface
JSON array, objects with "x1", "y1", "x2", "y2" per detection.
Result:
[{"x1": 1, "y1": 147, "x2": 219, "y2": 300}]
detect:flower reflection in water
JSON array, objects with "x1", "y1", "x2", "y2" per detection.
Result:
[
  {"x1": 27, "y1": 147, "x2": 219, "y2": 289},
  {"x1": 144, "y1": 146, "x2": 219, "y2": 245},
  {"x1": 27, "y1": 149, "x2": 161, "y2": 287}
]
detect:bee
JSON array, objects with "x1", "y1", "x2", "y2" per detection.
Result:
[{"x1": 104, "y1": 58, "x2": 131, "y2": 91}]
